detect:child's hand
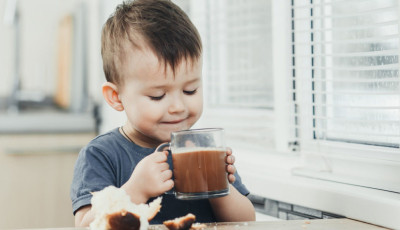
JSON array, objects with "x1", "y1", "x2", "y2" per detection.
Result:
[
  {"x1": 124, "y1": 150, "x2": 173, "y2": 202},
  {"x1": 226, "y1": 147, "x2": 236, "y2": 184}
]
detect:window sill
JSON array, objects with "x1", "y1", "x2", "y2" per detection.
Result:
[{"x1": 234, "y1": 148, "x2": 400, "y2": 229}]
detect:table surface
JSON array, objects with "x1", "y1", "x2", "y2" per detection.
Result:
[{"x1": 25, "y1": 218, "x2": 388, "y2": 230}]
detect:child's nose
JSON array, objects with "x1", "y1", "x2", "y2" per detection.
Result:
[{"x1": 168, "y1": 96, "x2": 185, "y2": 114}]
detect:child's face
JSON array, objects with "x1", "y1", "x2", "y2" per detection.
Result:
[{"x1": 118, "y1": 46, "x2": 203, "y2": 147}]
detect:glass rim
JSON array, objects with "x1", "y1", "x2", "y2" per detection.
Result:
[{"x1": 171, "y1": 128, "x2": 224, "y2": 135}]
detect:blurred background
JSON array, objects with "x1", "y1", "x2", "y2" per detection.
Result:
[
  {"x1": 0, "y1": 0, "x2": 272, "y2": 227},
  {"x1": 0, "y1": 0, "x2": 399, "y2": 229},
  {"x1": 0, "y1": 0, "x2": 101, "y2": 227}
]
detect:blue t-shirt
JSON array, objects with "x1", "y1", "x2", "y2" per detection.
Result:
[{"x1": 70, "y1": 128, "x2": 250, "y2": 224}]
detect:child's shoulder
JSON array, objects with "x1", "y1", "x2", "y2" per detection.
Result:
[
  {"x1": 88, "y1": 127, "x2": 119, "y2": 142},
  {"x1": 83, "y1": 128, "x2": 123, "y2": 153},
  {"x1": 92, "y1": 127, "x2": 120, "y2": 141}
]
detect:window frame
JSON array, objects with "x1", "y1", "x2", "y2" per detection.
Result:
[
  {"x1": 197, "y1": 0, "x2": 400, "y2": 192},
  {"x1": 190, "y1": 0, "x2": 400, "y2": 228},
  {"x1": 290, "y1": 0, "x2": 400, "y2": 193}
]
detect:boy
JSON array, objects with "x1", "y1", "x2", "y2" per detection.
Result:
[{"x1": 70, "y1": 0, "x2": 255, "y2": 226}]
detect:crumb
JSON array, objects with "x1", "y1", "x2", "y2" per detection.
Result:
[
  {"x1": 163, "y1": 213, "x2": 196, "y2": 230},
  {"x1": 190, "y1": 223, "x2": 206, "y2": 229}
]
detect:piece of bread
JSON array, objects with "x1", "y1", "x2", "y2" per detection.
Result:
[
  {"x1": 90, "y1": 186, "x2": 162, "y2": 230},
  {"x1": 107, "y1": 210, "x2": 141, "y2": 230},
  {"x1": 163, "y1": 213, "x2": 196, "y2": 230}
]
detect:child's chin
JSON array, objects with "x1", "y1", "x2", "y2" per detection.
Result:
[{"x1": 156, "y1": 134, "x2": 172, "y2": 143}]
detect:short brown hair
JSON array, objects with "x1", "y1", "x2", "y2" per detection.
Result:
[{"x1": 101, "y1": 0, "x2": 202, "y2": 85}]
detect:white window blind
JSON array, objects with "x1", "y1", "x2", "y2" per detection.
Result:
[
  {"x1": 205, "y1": 0, "x2": 273, "y2": 108},
  {"x1": 187, "y1": 0, "x2": 275, "y2": 151},
  {"x1": 291, "y1": 0, "x2": 400, "y2": 192}
]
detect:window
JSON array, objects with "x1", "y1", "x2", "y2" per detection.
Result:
[
  {"x1": 291, "y1": 0, "x2": 400, "y2": 193},
  {"x1": 184, "y1": 0, "x2": 400, "y2": 193},
  {"x1": 205, "y1": 0, "x2": 273, "y2": 108},
  {"x1": 182, "y1": 1, "x2": 400, "y2": 227},
  {"x1": 188, "y1": 0, "x2": 275, "y2": 151}
]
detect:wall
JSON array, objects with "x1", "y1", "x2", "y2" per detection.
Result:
[
  {"x1": 0, "y1": 0, "x2": 101, "y2": 228},
  {"x1": 0, "y1": 133, "x2": 95, "y2": 229},
  {"x1": 0, "y1": 0, "x2": 103, "y2": 107},
  {"x1": 0, "y1": 0, "x2": 83, "y2": 97},
  {"x1": 0, "y1": 0, "x2": 16, "y2": 96}
]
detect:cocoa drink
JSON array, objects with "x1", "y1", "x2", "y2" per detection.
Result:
[
  {"x1": 172, "y1": 148, "x2": 228, "y2": 194},
  {"x1": 156, "y1": 128, "x2": 229, "y2": 199}
]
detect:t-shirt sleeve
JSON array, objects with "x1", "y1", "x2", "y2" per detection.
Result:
[
  {"x1": 232, "y1": 169, "x2": 250, "y2": 196},
  {"x1": 70, "y1": 145, "x2": 116, "y2": 215}
]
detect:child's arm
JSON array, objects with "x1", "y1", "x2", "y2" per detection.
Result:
[
  {"x1": 75, "y1": 205, "x2": 95, "y2": 227},
  {"x1": 209, "y1": 185, "x2": 256, "y2": 222},
  {"x1": 209, "y1": 148, "x2": 256, "y2": 222},
  {"x1": 74, "y1": 150, "x2": 173, "y2": 227}
]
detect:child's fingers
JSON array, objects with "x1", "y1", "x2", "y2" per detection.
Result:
[
  {"x1": 226, "y1": 164, "x2": 236, "y2": 174},
  {"x1": 226, "y1": 147, "x2": 232, "y2": 156},
  {"x1": 159, "y1": 162, "x2": 170, "y2": 171},
  {"x1": 228, "y1": 174, "x2": 236, "y2": 184},
  {"x1": 163, "y1": 179, "x2": 174, "y2": 191},
  {"x1": 225, "y1": 147, "x2": 235, "y2": 164},
  {"x1": 152, "y1": 150, "x2": 168, "y2": 162},
  {"x1": 226, "y1": 155, "x2": 235, "y2": 164},
  {"x1": 160, "y1": 169, "x2": 173, "y2": 182}
]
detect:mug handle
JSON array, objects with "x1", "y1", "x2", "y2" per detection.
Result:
[{"x1": 156, "y1": 142, "x2": 170, "y2": 152}]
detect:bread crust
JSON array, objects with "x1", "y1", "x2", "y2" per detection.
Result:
[
  {"x1": 107, "y1": 210, "x2": 141, "y2": 230},
  {"x1": 163, "y1": 213, "x2": 196, "y2": 230}
]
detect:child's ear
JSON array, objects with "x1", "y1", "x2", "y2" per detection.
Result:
[{"x1": 102, "y1": 82, "x2": 124, "y2": 111}]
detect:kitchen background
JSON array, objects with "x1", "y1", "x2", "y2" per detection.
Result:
[{"x1": 0, "y1": 0, "x2": 399, "y2": 229}]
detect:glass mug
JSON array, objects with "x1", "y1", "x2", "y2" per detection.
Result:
[{"x1": 156, "y1": 128, "x2": 229, "y2": 200}]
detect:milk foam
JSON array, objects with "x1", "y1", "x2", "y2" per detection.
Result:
[{"x1": 172, "y1": 147, "x2": 226, "y2": 154}]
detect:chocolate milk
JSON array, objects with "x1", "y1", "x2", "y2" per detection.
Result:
[{"x1": 172, "y1": 149, "x2": 228, "y2": 193}]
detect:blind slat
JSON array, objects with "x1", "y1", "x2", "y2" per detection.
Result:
[
  {"x1": 292, "y1": 103, "x2": 400, "y2": 110},
  {"x1": 294, "y1": 127, "x2": 400, "y2": 139},
  {"x1": 293, "y1": 90, "x2": 400, "y2": 96},
  {"x1": 294, "y1": 34, "x2": 398, "y2": 46},
  {"x1": 307, "y1": 115, "x2": 399, "y2": 124},
  {"x1": 293, "y1": 20, "x2": 398, "y2": 34},
  {"x1": 307, "y1": 78, "x2": 400, "y2": 83},
  {"x1": 292, "y1": 6, "x2": 397, "y2": 21},
  {"x1": 292, "y1": 0, "x2": 392, "y2": 10},
  {"x1": 293, "y1": 64, "x2": 399, "y2": 71},
  {"x1": 293, "y1": 49, "x2": 399, "y2": 58}
]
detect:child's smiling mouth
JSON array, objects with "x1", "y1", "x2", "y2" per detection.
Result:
[{"x1": 161, "y1": 118, "x2": 186, "y2": 125}]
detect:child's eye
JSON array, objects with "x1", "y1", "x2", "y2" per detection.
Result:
[
  {"x1": 183, "y1": 89, "x2": 197, "y2": 95},
  {"x1": 149, "y1": 94, "x2": 165, "y2": 101}
]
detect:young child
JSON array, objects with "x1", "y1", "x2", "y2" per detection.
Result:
[{"x1": 70, "y1": 0, "x2": 255, "y2": 226}]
